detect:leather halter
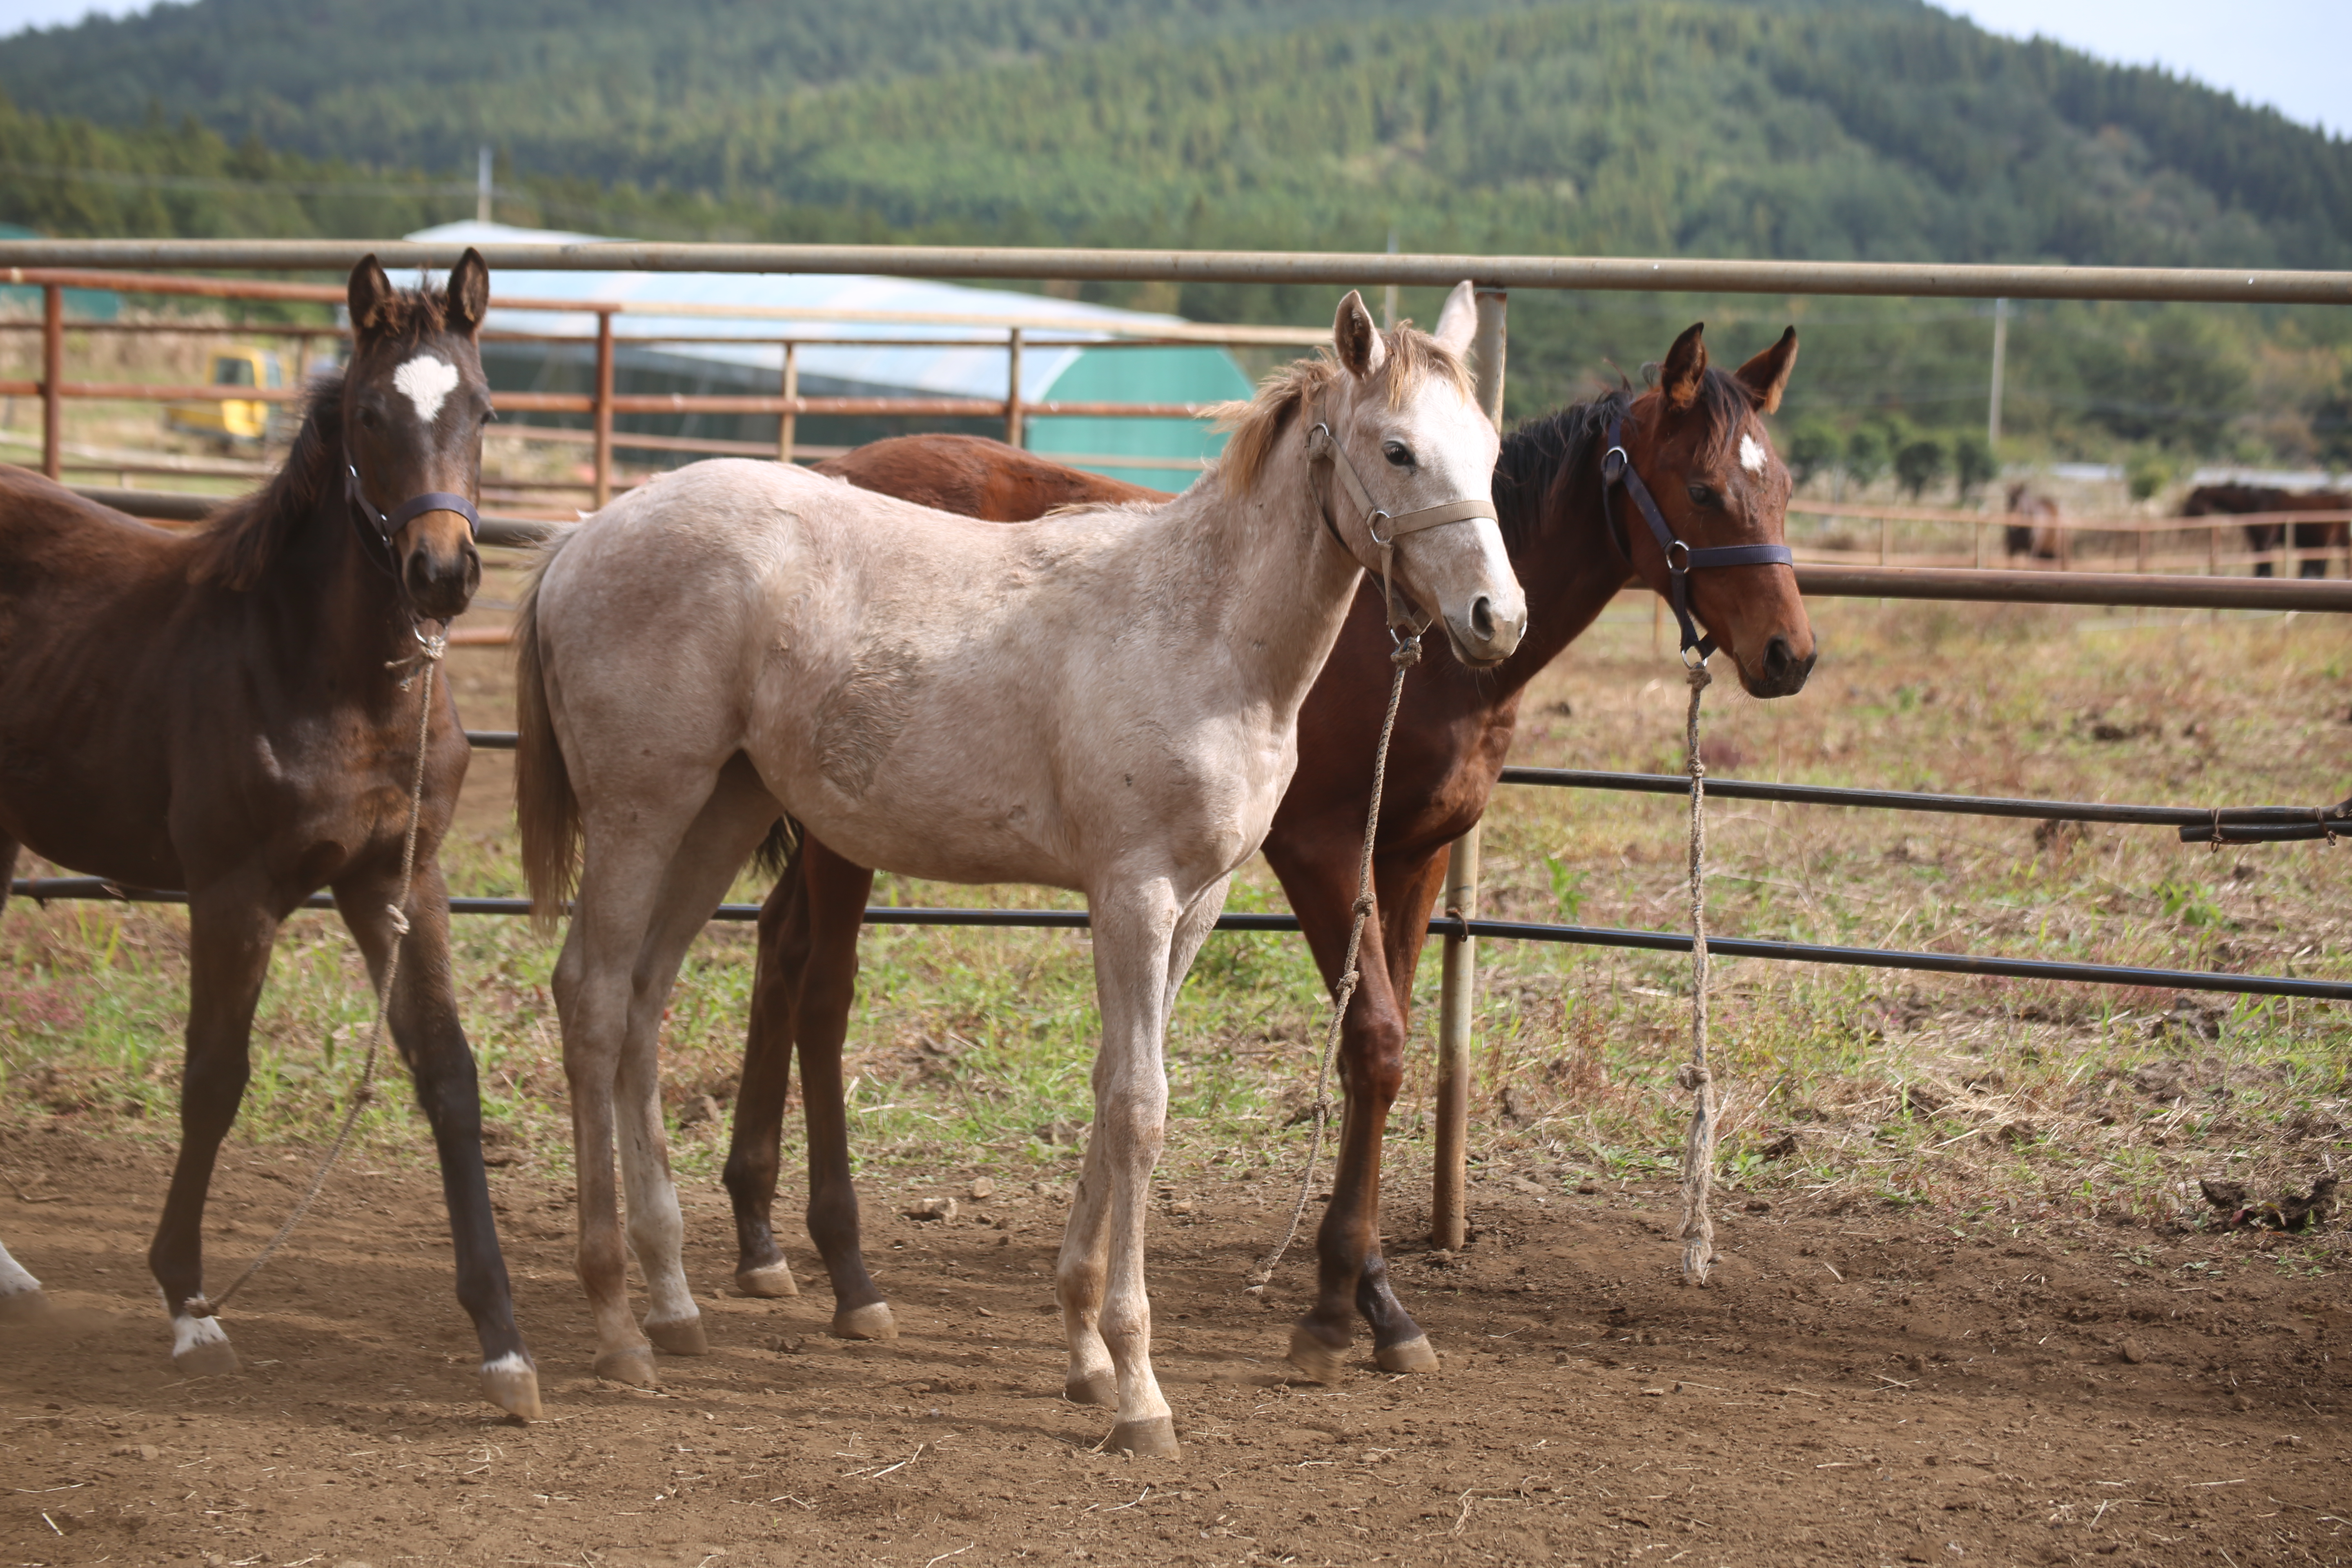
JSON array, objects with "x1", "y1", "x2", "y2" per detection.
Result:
[
  {"x1": 1305, "y1": 393, "x2": 1496, "y2": 637},
  {"x1": 1601, "y1": 414, "x2": 1792, "y2": 663},
  {"x1": 345, "y1": 462, "x2": 481, "y2": 561}
]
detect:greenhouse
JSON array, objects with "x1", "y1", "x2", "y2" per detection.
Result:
[{"x1": 405, "y1": 221, "x2": 1250, "y2": 488}]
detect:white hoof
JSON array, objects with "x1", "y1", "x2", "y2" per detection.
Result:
[
  {"x1": 171, "y1": 1312, "x2": 241, "y2": 1378},
  {"x1": 645, "y1": 1313, "x2": 710, "y2": 1356},
  {"x1": 480, "y1": 1352, "x2": 543, "y2": 1421}
]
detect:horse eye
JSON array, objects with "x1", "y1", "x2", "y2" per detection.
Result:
[
  {"x1": 1687, "y1": 483, "x2": 1720, "y2": 507},
  {"x1": 356, "y1": 407, "x2": 381, "y2": 430},
  {"x1": 1382, "y1": 441, "x2": 1414, "y2": 468}
]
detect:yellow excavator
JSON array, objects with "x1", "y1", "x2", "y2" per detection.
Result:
[{"x1": 165, "y1": 347, "x2": 287, "y2": 447}]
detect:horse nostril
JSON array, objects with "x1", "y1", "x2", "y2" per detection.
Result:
[
  {"x1": 1764, "y1": 635, "x2": 1794, "y2": 677},
  {"x1": 1470, "y1": 595, "x2": 1496, "y2": 643}
]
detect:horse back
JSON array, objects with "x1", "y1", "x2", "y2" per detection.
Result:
[{"x1": 817, "y1": 434, "x2": 1163, "y2": 521}]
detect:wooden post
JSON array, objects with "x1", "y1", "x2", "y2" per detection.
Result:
[
  {"x1": 1974, "y1": 517, "x2": 1986, "y2": 570},
  {"x1": 1878, "y1": 514, "x2": 1891, "y2": 566},
  {"x1": 777, "y1": 341, "x2": 798, "y2": 463},
  {"x1": 40, "y1": 283, "x2": 62, "y2": 480},
  {"x1": 1004, "y1": 328, "x2": 1024, "y2": 448},
  {"x1": 592, "y1": 307, "x2": 615, "y2": 510},
  {"x1": 1433, "y1": 286, "x2": 1506, "y2": 1252}
]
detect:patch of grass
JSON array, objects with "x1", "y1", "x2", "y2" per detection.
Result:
[{"x1": 3, "y1": 597, "x2": 2347, "y2": 1270}]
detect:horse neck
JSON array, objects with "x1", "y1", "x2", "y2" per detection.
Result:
[
  {"x1": 1161, "y1": 427, "x2": 1365, "y2": 714},
  {"x1": 1483, "y1": 435, "x2": 1625, "y2": 697},
  {"x1": 252, "y1": 488, "x2": 423, "y2": 702}
]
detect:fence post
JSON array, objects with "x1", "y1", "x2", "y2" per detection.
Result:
[
  {"x1": 40, "y1": 283, "x2": 62, "y2": 480},
  {"x1": 1433, "y1": 286, "x2": 1507, "y2": 1252},
  {"x1": 1005, "y1": 328, "x2": 1024, "y2": 448},
  {"x1": 592, "y1": 307, "x2": 615, "y2": 510},
  {"x1": 777, "y1": 341, "x2": 798, "y2": 463}
]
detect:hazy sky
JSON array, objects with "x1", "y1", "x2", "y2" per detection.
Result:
[{"x1": 0, "y1": 0, "x2": 2341, "y2": 140}]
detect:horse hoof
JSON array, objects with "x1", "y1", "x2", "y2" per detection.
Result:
[
  {"x1": 1285, "y1": 1322, "x2": 1350, "y2": 1385},
  {"x1": 735, "y1": 1260, "x2": 799, "y2": 1298},
  {"x1": 644, "y1": 1314, "x2": 710, "y2": 1356},
  {"x1": 172, "y1": 1337, "x2": 242, "y2": 1379},
  {"x1": 1064, "y1": 1368, "x2": 1118, "y2": 1408},
  {"x1": 831, "y1": 1302, "x2": 898, "y2": 1341},
  {"x1": 480, "y1": 1354, "x2": 543, "y2": 1421},
  {"x1": 0, "y1": 1287, "x2": 50, "y2": 1323},
  {"x1": 1375, "y1": 1335, "x2": 1440, "y2": 1375},
  {"x1": 593, "y1": 1347, "x2": 661, "y2": 1388},
  {"x1": 1103, "y1": 1417, "x2": 1181, "y2": 1459}
]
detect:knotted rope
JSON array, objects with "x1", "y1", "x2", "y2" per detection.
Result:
[
  {"x1": 1246, "y1": 633, "x2": 1421, "y2": 1292},
  {"x1": 1675, "y1": 659, "x2": 1720, "y2": 1285},
  {"x1": 189, "y1": 626, "x2": 446, "y2": 1317}
]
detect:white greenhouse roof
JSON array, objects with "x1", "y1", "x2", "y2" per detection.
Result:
[{"x1": 405, "y1": 221, "x2": 1202, "y2": 401}]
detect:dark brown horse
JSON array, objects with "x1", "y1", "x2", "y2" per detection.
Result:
[
  {"x1": 0, "y1": 254, "x2": 540, "y2": 1419},
  {"x1": 2181, "y1": 483, "x2": 2352, "y2": 577},
  {"x1": 719, "y1": 323, "x2": 1815, "y2": 1386},
  {"x1": 2003, "y1": 483, "x2": 2062, "y2": 562}
]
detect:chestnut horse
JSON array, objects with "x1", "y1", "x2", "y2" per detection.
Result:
[
  {"x1": 0, "y1": 254, "x2": 540, "y2": 1420},
  {"x1": 2182, "y1": 483, "x2": 2352, "y2": 578},
  {"x1": 722, "y1": 321, "x2": 1815, "y2": 1387}
]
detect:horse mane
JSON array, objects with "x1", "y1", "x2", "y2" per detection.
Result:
[
  {"x1": 186, "y1": 282, "x2": 459, "y2": 592},
  {"x1": 185, "y1": 368, "x2": 347, "y2": 592},
  {"x1": 1207, "y1": 322, "x2": 1476, "y2": 495},
  {"x1": 1492, "y1": 365, "x2": 1762, "y2": 546}
]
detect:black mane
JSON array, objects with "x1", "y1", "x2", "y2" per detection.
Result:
[
  {"x1": 1492, "y1": 368, "x2": 1760, "y2": 547},
  {"x1": 185, "y1": 368, "x2": 345, "y2": 592}
]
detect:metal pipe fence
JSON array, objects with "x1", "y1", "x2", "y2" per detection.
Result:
[
  {"x1": 12, "y1": 878, "x2": 2349, "y2": 1004},
  {"x1": 10, "y1": 241, "x2": 2352, "y2": 1242}
]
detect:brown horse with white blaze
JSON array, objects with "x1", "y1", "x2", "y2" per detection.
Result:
[
  {"x1": 0, "y1": 253, "x2": 540, "y2": 1419},
  {"x1": 723, "y1": 320, "x2": 1815, "y2": 1386}
]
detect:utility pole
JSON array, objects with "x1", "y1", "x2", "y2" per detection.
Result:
[
  {"x1": 477, "y1": 145, "x2": 494, "y2": 225},
  {"x1": 1987, "y1": 296, "x2": 2008, "y2": 446}
]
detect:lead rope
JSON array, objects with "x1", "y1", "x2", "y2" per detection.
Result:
[
  {"x1": 188, "y1": 626, "x2": 447, "y2": 1319},
  {"x1": 1675, "y1": 659, "x2": 1719, "y2": 1285},
  {"x1": 1246, "y1": 632, "x2": 1421, "y2": 1293}
]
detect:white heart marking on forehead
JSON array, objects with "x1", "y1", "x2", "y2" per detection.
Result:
[
  {"x1": 394, "y1": 354, "x2": 460, "y2": 425},
  {"x1": 1738, "y1": 432, "x2": 1768, "y2": 476}
]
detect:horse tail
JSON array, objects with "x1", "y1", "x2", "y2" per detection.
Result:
[
  {"x1": 513, "y1": 532, "x2": 580, "y2": 937},
  {"x1": 751, "y1": 814, "x2": 804, "y2": 883}
]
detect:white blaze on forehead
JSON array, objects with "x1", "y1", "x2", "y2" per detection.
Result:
[
  {"x1": 1739, "y1": 432, "x2": 1768, "y2": 476},
  {"x1": 394, "y1": 354, "x2": 460, "y2": 424}
]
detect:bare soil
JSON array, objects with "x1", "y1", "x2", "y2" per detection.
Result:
[{"x1": 3, "y1": 1125, "x2": 2343, "y2": 1568}]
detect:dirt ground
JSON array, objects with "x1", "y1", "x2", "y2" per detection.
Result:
[{"x1": 2, "y1": 1126, "x2": 2343, "y2": 1568}]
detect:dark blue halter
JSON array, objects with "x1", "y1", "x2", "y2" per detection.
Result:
[
  {"x1": 1601, "y1": 414, "x2": 1793, "y2": 663},
  {"x1": 346, "y1": 463, "x2": 481, "y2": 551}
]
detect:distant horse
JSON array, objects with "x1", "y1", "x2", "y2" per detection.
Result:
[
  {"x1": 0, "y1": 254, "x2": 540, "y2": 1420},
  {"x1": 2181, "y1": 483, "x2": 2352, "y2": 577},
  {"x1": 723, "y1": 318, "x2": 1816, "y2": 1390},
  {"x1": 2003, "y1": 483, "x2": 2062, "y2": 562},
  {"x1": 512, "y1": 287, "x2": 1526, "y2": 1454}
]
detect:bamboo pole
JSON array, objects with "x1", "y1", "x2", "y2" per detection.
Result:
[{"x1": 1433, "y1": 285, "x2": 1507, "y2": 1252}]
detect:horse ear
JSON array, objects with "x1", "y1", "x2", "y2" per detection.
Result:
[
  {"x1": 444, "y1": 248, "x2": 489, "y2": 336},
  {"x1": 348, "y1": 254, "x2": 396, "y2": 337},
  {"x1": 1431, "y1": 281, "x2": 1477, "y2": 356},
  {"x1": 1334, "y1": 290, "x2": 1387, "y2": 380},
  {"x1": 1733, "y1": 326, "x2": 1798, "y2": 414},
  {"x1": 1660, "y1": 323, "x2": 1707, "y2": 412}
]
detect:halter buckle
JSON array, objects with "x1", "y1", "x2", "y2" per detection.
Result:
[{"x1": 1365, "y1": 510, "x2": 1396, "y2": 548}]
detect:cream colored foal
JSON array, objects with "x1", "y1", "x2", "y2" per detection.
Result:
[{"x1": 514, "y1": 286, "x2": 1523, "y2": 1456}]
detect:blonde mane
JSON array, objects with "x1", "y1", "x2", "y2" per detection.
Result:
[{"x1": 1208, "y1": 323, "x2": 1476, "y2": 495}]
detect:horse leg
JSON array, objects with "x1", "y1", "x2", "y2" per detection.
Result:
[
  {"x1": 791, "y1": 844, "x2": 891, "y2": 1340},
  {"x1": 332, "y1": 859, "x2": 538, "y2": 1420},
  {"x1": 1352, "y1": 847, "x2": 1453, "y2": 1374},
  {"x1": 724, "y1": 860, "x2": 806, "y2": 1299},
  {"x1": 150, "y1": 887, "x2": 279, "y2": 1377},
  {"x1": 1056, "y1": 878, "x2": 1207, "y2": 1459},
  {"x1": 0, "y1": 1236, "x2": 47, "y2": 1321},
  {"x1": 554, "y1": 777, "x2": 723, "y2": 1387},
  {"x1": 612, "y1": 755, "x2": 782, "y2": 1364}
]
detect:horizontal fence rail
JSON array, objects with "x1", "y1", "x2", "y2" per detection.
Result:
[
  {"x1": 7, "y1": 245, "x2": 2352, "y2": 305},
  {"x1": 10, "y1": 878, "x2": 2347, "y2": 1004}
]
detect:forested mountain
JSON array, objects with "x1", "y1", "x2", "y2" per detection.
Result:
[{"x1": 1, "y1": 0, "x2": 2345, "y2": 463}]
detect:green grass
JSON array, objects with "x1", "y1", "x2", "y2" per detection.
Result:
[{"x1": 4, "y1": 596, "x2": 2347, "y2": 1264}]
